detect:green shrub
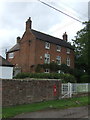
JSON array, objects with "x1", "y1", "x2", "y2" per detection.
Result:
[
  {"x1": 49, "y1": 62, "x2": 59, "y2": 72},
  {"x1": 14, "y1": 73, "x2": 76, "y2": 83},
  {"x1": 58, "y1": 64, "x2": 74, "y2": 74},
  {"x1": 61, "y1": 74, "x2": 76, "y2": 83},
  {"x1": 80, "y1": 75, "x2": 89, "y2": 83},
  {"x1": 35, "y1": 64, "x2": 44, "y2": 73},
  {"x1": 35, "y1": 63, "x2": 74, "y2": 75},
  {"x1": 14, "y1": 72, "x2": 30, "y2": 79},
  {"x1": 73, "y1": 68, "x2": 87, "y2": 83}
]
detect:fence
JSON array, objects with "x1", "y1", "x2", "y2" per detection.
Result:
[{"x1": 61, "y1": 83, "x2": 89, "y2": 98}]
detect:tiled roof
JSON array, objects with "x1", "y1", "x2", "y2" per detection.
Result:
[
  {"x1": 31, "y1": 29, "x2": 74, "y2": 50},
  {"x1": 0, "y1": 56, "x2": 14, "y2": 67},
  {"x1": 7, "y1": 43, "x2": 20, "y2": 53},
  {"x1": 7, "y1": 29, "x2": 74, "y2": 53}
]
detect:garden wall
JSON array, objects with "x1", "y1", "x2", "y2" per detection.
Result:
[{"x1": 1, "y1": 79, "x2": 61, "y2": 107}]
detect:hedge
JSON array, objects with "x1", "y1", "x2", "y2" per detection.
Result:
[
  {"x1": 80, "y1": 75, "x2": 89, "y2": 83},
  {"x1": 14, "y1": 73, "x2": 76, "y2": 83}
]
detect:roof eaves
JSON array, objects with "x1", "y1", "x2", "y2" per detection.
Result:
[
  {"x1": 7, "y1": 43, "x2": 20, "y2": 53},
  {"x1": 36, "y1": 37, "x2": 74, "y2": 50},
  {"x1": 0, "y1": 56, "x2": 14, "y2": 67},
  {"x1": 7, "y1": 48, "x2": 20, "y2": 53},
  {"x1": 0, "y1": 64, "x2": 14, "y2": 67}
]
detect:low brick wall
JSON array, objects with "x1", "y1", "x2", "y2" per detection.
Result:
[{"x1": 1, "y1": 79, "x2": 61, "y2": 107}]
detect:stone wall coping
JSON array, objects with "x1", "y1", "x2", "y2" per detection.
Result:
[{"x1": 0, "y1": 78, "x2": 61, "y2": 81}]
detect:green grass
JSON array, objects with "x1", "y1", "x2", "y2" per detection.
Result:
[{"x1": 2, "y1": 96, "x2": 89, "y2": 118}]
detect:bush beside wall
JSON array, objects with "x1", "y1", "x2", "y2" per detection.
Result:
[{"x1": 14, "y1": 73, "x2": 76, "y2": 83}]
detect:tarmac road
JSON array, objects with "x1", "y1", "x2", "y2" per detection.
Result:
[{"x1": 14, "y1": 105, "x2": 89, "y2": 118}]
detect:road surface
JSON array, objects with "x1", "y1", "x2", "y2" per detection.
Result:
[{"x1": 14, "y1": 105, "x2": 89, "y2": 118}]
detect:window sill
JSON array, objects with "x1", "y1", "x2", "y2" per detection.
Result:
[
  {"x1": 57, "y1": 50, "x2": 61, "y2": 52},
  {"x1": 9, "y1": 57, "x2": 14, "y2": 59},
  {"x1": 67, "y1": 52, "x2": 70, "y2": 54},
  {"x1": 45, "y1": 47, "x2": 50, "y2": 50}
]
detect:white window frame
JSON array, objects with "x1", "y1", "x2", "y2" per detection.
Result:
[
  {"x1": 56, "y1": 56, "x2": 61, "y2": 65},
  {"x1": 57, "y1": 45, "x2": 61, "y2": 52},
  {"x1": 45, "y1": 42, "x2": 50, "y2": 49},
  {"x1": 44, "y1": 53, "x2": 50, "y2": 64},
  {"x1": 67, "y1": 48, "x2": 70, "y2": 54},
  {"x1": 66, "y1": 57, "x2": 70, "y2": 66},
  {"x1": 57, "y1": 70, "x2": 64, "y2": 74},
  {"x1": 45, "y1": 69, "x2": 49, "y2": 73},
  {"x1": 58, "y1": 70, "x2": 61, "y2": 73},
  {"x1": 9, "y1": 52, "x2": 14, "y2": 59}
]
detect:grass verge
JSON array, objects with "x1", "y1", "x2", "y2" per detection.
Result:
[{"x1": 2, "y1": 96, "x2": 89, "y2": 118}]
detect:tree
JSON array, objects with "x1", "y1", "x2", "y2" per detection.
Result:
[{"x1": 72, "y1": 21, "x2": 90, "y2": 73}]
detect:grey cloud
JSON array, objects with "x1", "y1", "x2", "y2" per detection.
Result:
[{"x1": 1, "y1": 2, "x2": 63, "y2": 32}]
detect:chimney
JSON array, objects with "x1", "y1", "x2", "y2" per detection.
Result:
[
  {"x1": 26, "y1": 17, "x2": 32, "y2": 31},
  {"x1": 62, "y1": 32, "x2": 68, "y2": 41},
  {"x1": 17, "y1": 36, "x2": 21, "y2": 43}
]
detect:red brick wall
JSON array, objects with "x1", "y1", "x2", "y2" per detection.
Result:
[
  {"x1": 35, "y1": 39, "x2": 74, "y2": 68},
  {"x1": 7, "y1": 50, "x2": 20, "y2": 67},
  {"x1": 7, "y1": 30, "x2": 36, "y2": 73},
  {"x1": 18, "y1": 30, "x2": 36, "y2": 72}
]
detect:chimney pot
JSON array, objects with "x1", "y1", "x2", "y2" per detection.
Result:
[
  {"x1": 26, "y1": 17, "x2": 32, "y2": 31},
  {"x1": 62, "y1": 32, "x2": 68, "y2": 41},
  {"x1": 17, "y1": 36, "x2": 21, "y2": 43}
]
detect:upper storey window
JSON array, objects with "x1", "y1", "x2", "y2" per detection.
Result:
[
  {"x1": 9, "y1": 52, "x2": 14, "y2": 59},
  {"x1": 57, "y1": 45, "x2": 61, "y2": 52},
  {"x1": 45, "y1": 42, "x2": 50, "y2": 49},
  {"x1": 67, "y1": 48, "x2": 70, "y2": 54},
  {"x1": 66, "y1": 57, "x2": 70, "y2": 66}
]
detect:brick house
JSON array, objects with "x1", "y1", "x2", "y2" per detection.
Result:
[{"x1": 6, "y1": 17, "x2": 74, "y2": 74}]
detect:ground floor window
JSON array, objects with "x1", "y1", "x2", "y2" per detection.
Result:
[
  {"x1": 44, "y1": 69, "x2": 49, "y2": 73},
  {"x1": 56, "y1": 56, "x2": 61, "y2": 65}
]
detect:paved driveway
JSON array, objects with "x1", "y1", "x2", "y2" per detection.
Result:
[{"x1": 14, "y1": 106, "x2": 89, "y2": 118}]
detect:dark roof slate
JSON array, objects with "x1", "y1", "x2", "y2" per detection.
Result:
[
  {"x1": 7, "y1": 43, "x2": 20, "y2": 53},
  {"x1": 7, "y1": 29, "x2": 74, "y2": 53},
  {"x1": 31, "y1": 29, "x2": 74, "y2": 50},
  {"x1": 0, "y1": 56, "x2": 14, "y2": 67}
]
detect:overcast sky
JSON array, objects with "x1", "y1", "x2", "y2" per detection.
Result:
[{"x1": 0, "y1": 0, "x2": 89, "y2": 58}]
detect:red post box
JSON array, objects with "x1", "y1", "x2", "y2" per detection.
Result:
[{"x1": 53, "y1": 84, "x2": 57, "y2": 96}]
